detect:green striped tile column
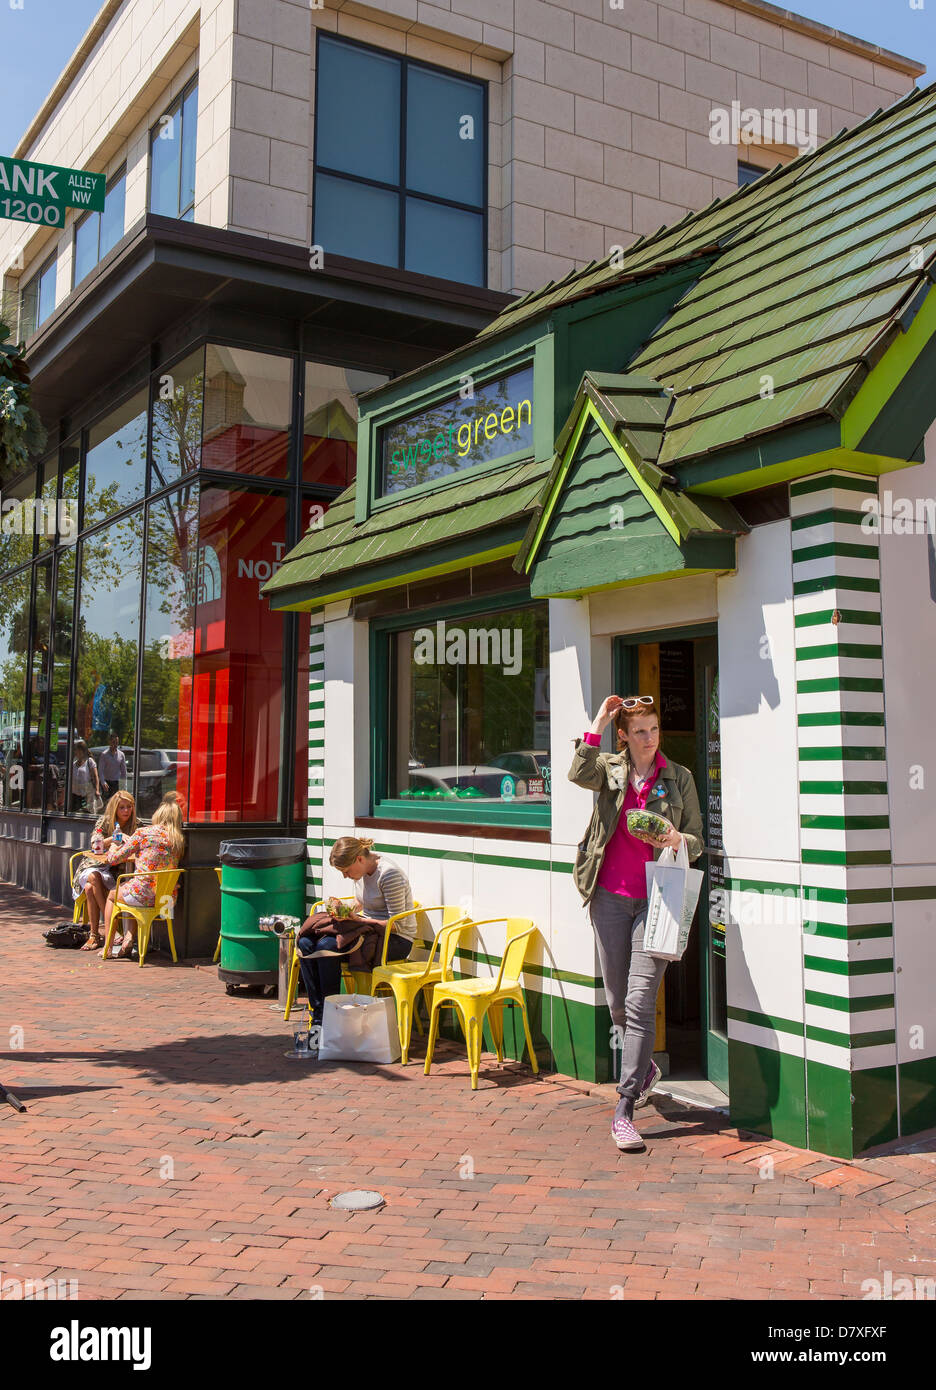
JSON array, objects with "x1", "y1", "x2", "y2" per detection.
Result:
[
  {"x1": 306, "y1": 613, "x2": 325, "y2": 910},
  {"x1": 791, "y1": 472, "x2": 897, "y2": 1156}
]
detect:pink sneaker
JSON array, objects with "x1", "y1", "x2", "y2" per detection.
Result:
[
  {"x1": 611, "y1": 1111, "x2": 644, "y2": 1151},
  {"x1": 635, "y1": 1059, "x2": 662, "y2": 1109}
]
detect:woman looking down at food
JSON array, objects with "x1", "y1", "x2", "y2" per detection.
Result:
[{"x1": 568, "y1": 695, "x2": 703, "y2": 1153}]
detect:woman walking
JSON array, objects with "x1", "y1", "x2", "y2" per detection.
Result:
[
  {"x1": 296, "y1": 836, "x2": 416, "y2": 1028},
  {"x1": 99, "y1": 796, "x2": 184, "y2": 959},
  {"x1": 70, "y1": 740, "x2": 101, "y2": 814},
  {"x1": 74, "y1": 791, "x2": 138, "y2": 951},
  {"x1": 568, "y1": 695, "x2": 703, "y2": 1152}
]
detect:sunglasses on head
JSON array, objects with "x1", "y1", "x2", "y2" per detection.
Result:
[{"x1": 620, "y1": 695, "x2": 654, "y2": 709}]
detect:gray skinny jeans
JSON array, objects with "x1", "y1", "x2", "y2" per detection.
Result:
[{"x1": 589, "y1": 885, "x2": 667, "y2": 1101}]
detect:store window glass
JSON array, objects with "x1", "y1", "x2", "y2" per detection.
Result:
[
  {"x1": 84, "y1": 390, "x2": 148, "y2": 526},
  {"x1": 25, "y1": 559, "x2": 56, "y2": 812},
  {"x1": 151, "y1": 348, "x2": 204, "y2": 488},
  {"x1": 37, "y1": 457, "x2": 59, "y2": 550},
  {"x1": 190, "y1": 486, "x2": 287, "y2": 822},
  {"x1": 73, "y1": 169, "x2": 126, "y2": 287},
  {"x1": 73, "y1": 518, "x2": 142, "y2": 795},
  {"x1": 302, "y1": 361, "x2": 388, "y2": 487},
  {"x1": 50, "y1": 544, "x2": 77, "y2": 812},
  {"x1": 314, "y1": 35, "x2": 486, "y2": 285},
  {"x1": 19, "y1": 255, "x2": 57, "y2": 339},
  {"x1": 385, "y1": 603, "x2": 551, "y2": 819},
  {"x1": 150, "y1": 80, "x2": 198, "y2": 220},
  {"x1": 139, "y1": 486, "x2": 198, "y2": 818},
  {"x1": 60, "y1": 438, "x2": 80, "y2": 536},
  {"x1": 0, "y1": 569, "x2": 30, "y2": 810},
  {"x1": 0, "y1": 470, "x2": 37, "y2": 573},
  {"x1": 202, "y1": 347, "x2": 292, "y2": 479}
]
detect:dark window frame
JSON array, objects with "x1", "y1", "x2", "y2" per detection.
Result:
[
  {"x1": 312, "y1": 30, "x2": 488, "y2": 286},
  {"x1": 71, "y1": 165, "x2": 127, "y2": 291},
  {"x1": 19, "y1": 252, "x2": 57, "y2": 340},
  {"x1": 147, "y1": 76, "x2": 199, "y2": 221}
]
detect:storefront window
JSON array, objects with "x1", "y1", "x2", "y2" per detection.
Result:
[
  {"x1": 384, "y1": 602, "x2": 551, "y2": 820},
  {"x1": 50, "y1": 545, "x2": 77, "y2": 812},
  {"x1": 0, "y1": 569, "x2": 30, "y2": 810},
  {"x1": 84, "y1": 390, "x2": 148, "y2": 527},
  {"x1": 139, "y1": 487, "x2": 197, "y2": 817},
  {"x1": 303, "y1": 362, "x2": 387, "y2": 487},
  {"x1": 190, "y1": 485, "x2": 287, "y2": 822},
  {"x1": 0, "y1": 471, "x2": 37, "y2": 573},
  {"x1": 73, "y1": 519, "x2": 142, "y2": 797},
  {"x1": 37, "y1": 457, "x2": 58, "y2": 550},
  {"x1": 202, "y1": 346, "x2": 292, "y2": 479},
  {"x1": 25, "y1": 559, "x2": 55, "y2": 812},
  {"x1": 151, "y1": 349, "x2": 204, "y2": 487}
]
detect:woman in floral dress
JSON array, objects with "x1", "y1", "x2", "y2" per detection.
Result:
[{"x1": 100, "y1": 798, "x2": 185, "y2": 959}]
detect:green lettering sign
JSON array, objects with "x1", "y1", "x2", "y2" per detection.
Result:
[{"x1": 0, "y1": 156, "x2": 106, "y2": 229}]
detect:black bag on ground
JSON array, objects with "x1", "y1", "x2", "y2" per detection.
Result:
[{"x1": 43, "y1": 922, "x2": 89, "y2": 948}]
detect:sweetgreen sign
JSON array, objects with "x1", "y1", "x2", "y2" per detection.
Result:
[{"x1": 0, "y1": 156, "x2": 105, "y2": 228}]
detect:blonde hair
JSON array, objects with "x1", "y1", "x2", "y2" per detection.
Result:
[
  {"x1": 151, "y1": 797, "x2": 185, "y2": 863},
  {"x1": 329, "y1": 835, "x2": 375, "y2": 870},
  {"x1": 101, "y1": 791, "x2": 137, "y2": 837}
]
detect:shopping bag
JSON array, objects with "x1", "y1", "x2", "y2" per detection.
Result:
[
  {"x1": 317, "y1": 993, "x2": 401, "y2": 1064},
  {"x1": 643, "y1": 839, "x2": 704, "y2": 962}
]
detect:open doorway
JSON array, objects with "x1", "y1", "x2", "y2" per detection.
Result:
[{"x1": 614, "y1": 626, "x2": 727, "y2": 1094}]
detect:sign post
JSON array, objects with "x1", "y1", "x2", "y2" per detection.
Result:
[{"x1": 0, "y1": 156, "x2": 105, "y2": 228}]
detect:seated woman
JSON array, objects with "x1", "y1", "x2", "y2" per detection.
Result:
[
  {"x1": 74, "y1": 791, "x2": 138, "y2": 951},
  {"x1": 296, "y1": 836, "x2": 416, "y2": 1028},
  {"x1": 100, "y1": 796, "x2": 185, "y2": 959}
]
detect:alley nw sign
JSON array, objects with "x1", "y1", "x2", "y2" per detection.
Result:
[{"x1": 0, "y1": 156, "x2": 105, "y2": 228}]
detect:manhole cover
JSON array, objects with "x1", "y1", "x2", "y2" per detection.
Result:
[{"x1": 329, "y1": 1190, "x2": 385, "y2": 1212}]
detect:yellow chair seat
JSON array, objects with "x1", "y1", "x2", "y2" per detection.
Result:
[
  {"x1": 102, "y1": 869, "x2": 183, "y2": 967},
  {"x1": 436, "y1": 975, "x2": 523, "y2": 997}
]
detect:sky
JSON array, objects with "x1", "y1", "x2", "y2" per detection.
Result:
[{"x1": 0, "y1": 0, "x2": 934, "y2": 158}]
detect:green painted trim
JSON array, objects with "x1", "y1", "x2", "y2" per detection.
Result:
[
  {"x1": 797, "y1": 745, "x2": 886, "y2": 759},
  {"x1": 801, "y1": 813, "x2": 890, "y2": 828},
  {"x1": 803, "y1": 921, "x2": 893, "y2": 941},
  {"x1": 799, "y1": 780, "x2": 888, "y2": 794},
  {"x1": 793, "y1": 575, "x2": 880, "y2": 595},
  {"x1": 368, "y1": 838, "x2": 562, "y2": 875},
  {"x1": 791, "y1": 540, "x2": 879, "y2": 563},
  {"x1": 797, "y1": 677, "x2": 884, "y2": 694},
  {"x1": 522, "y1": 403, "x2": 590, "y2": 567},
  {"x1": 590, "y1": 406, "x2": 682, "y2": 544},
  {"x1": 805, "y1": 990, "x2": 894, "y2": 1012},
  {"x1": 803, "y1": 885, "x2": 892, "y2": 905},
  {"x1": 841, "y1": 279, "x2": 936, "y2": 451},
  {"x1": 795, "y1": 644, "x2": 883, "y2": 661},
  {"x1": 790, "y1": 473, "x2": 879, "y2": 498},
  {"x1": 798, "y1": 713, "x2": 885, "y2": 728},
  {"x1": 801, "y1": 849, "x2": 892, "y2": 866},
  {"x1": 685, "y1": 442, "x2": 908, "y2": 499},
  {"x1": 794, "y1": 610, "x2": 880, "y2": 628},
  {"x1": 804, "y1": 955, "x2": 893, "y2": 975},
  {"x1": 893, "y1": 884, "x2": 936, "y2": 901},
  {"x1": 805, "y1": 1024, "x2": 895, "y2": 1048},
  {"x1": 373, "y1": 800, "x2": 550, "y2": 828},
  {"x1": 727, "y1": 1005, "x2": 803, "y2": 1036},
  {"x1": 790, "y1": 506, "x2": 869, "y2": 531},
  {"x1": 531, "y1": 561, "x2": 728, "y2": 600}
]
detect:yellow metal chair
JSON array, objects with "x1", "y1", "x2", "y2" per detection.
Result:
[
  {"x1": 68, "y1": 852, "x2": 90, "y2": 926},
  {"x1": 213, "y1": 866, "x2": 222, "y2": 963},
  {"x1": 370, "y1": 907, "x2": 470, "y2": 1064},
  {"x1": 102, "y1": 869, "x2": 183, "y2": 967},
  {"x1": 283, "y1": 898, "x2": 425, "y2": 1022},
  {"x1": 424, "y1": 919, "x2": 540, "y2": 1090}
]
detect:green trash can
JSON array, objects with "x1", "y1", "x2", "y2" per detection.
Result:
[{"x1": 218, "y1": 838, "x2": 307, "y2": 994}]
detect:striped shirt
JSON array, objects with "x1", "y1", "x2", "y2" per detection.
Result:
[{"x1": 355, "y1": 856, "x2": 416, "y2": 939}]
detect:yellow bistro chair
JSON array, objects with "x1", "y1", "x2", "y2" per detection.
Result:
[
  {"x1": 213, "y1": 866, "x2": 222, "y2": 963},
  {"x1": 69, "y1": 852, "x2": 90, "y2": 926},
  {"x1": 370, "y1": 907, "x2": 470, "y2": 1064},
  {"x1": 102, "y1": 869, "x2": 183, "y2": 967},
  {"x1": 424, "y1": 919, "x2": 540, "y2": 1091}
]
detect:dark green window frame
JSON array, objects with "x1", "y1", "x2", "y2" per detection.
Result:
[
  {"x1": 370, "y1": 592, "x2": 551, "y2": 829},
  {"x1": 355, "y1": 334, "x2": 554, "y2": 524}
]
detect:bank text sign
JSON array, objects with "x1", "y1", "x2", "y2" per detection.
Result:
[
  {"x1": 381, "y1": 363, "x2": 534, "y2": 496},
  {"x1": 0, "y1": 156, "x2": 105, "y2": 228}
]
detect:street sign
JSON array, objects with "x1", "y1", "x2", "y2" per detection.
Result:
[{"x1": 0, "y1": 156, "x2": 105, "y2": 228}]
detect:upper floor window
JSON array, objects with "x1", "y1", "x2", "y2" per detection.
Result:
[
  {"x1": 313, "y1": 35, "x2": 486, "y2": 287},
  {"x1": 150, "y1": 79, "x2": 198, "y2": 221},
  {"x1": 73, "y1": 168, "x2": 127, "y2": 287},
  {"x1": 738, "y1": 161, "x2": 765, "y2": 187},
  {"x1": 19, "y1": 254, "x2": 56, "y2": 339}
]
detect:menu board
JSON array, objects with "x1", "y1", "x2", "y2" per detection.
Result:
[{"x1": 660, "y1": 641, "x2": 694, "y2": 730}]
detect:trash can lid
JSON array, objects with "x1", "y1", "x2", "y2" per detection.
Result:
[{"x1": 218, "y1": 837, "x2": 308, "y2": 868}]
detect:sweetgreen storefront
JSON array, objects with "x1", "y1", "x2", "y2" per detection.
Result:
[{"x1": 267, "y1": 84, "x2": 936, "y2": 1159}]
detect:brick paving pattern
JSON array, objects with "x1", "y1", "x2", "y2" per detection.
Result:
[{"x1": 2, "y1": 881, "x2": 935, "y2": 1300}]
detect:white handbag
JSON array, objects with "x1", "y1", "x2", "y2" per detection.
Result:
[
  {"x1": 317, "y1": 994, "x2": 401, "y2": 1064},
  {"x1": 643, "y1": 839, "x2": 704, "y2": 962}
]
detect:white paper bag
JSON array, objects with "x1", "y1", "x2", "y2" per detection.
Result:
[
  {"x1": 643, "y1": 840, "x2": 704, "y2": 962},
  {"x1": 317, "y1": 993, "x2": 401, "y2": 1064}
]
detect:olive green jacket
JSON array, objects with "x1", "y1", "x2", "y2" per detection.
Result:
[{"x1": 567, "y1": 738, "x2": 704, "y2": 905}]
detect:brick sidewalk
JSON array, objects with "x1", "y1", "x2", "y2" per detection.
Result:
[{"x1": 2, "y1": 879, "x2": 935, "y2": 1300}]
